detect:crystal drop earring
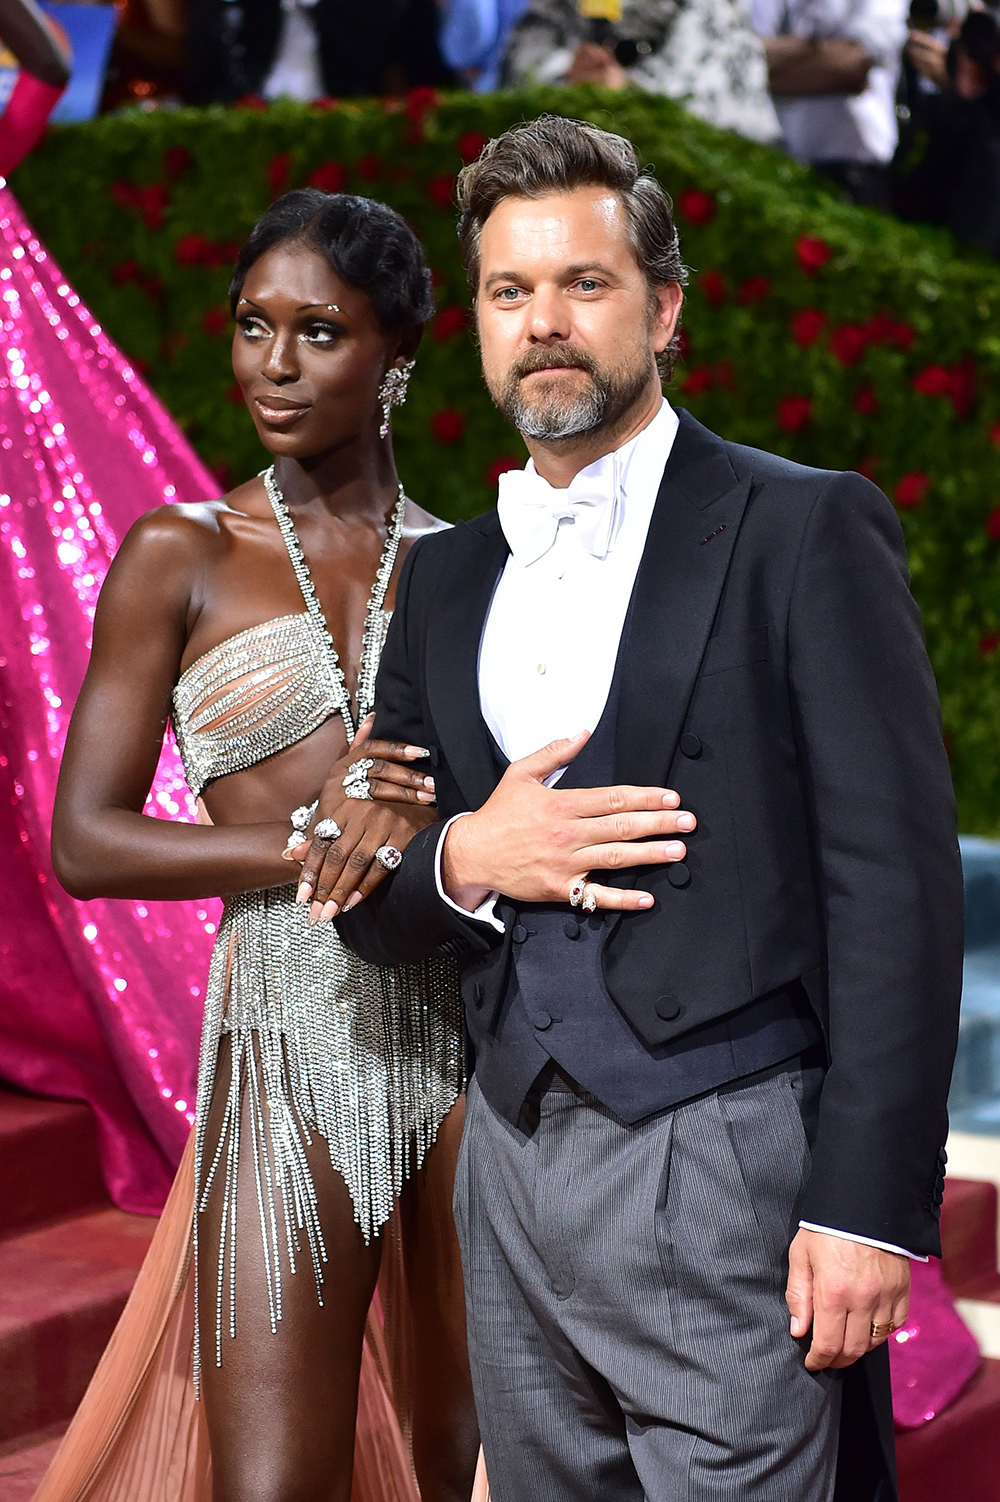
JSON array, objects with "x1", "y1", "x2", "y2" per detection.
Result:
[{"x1": 377, "y1": 359, "x2": 415, "y2": 439}]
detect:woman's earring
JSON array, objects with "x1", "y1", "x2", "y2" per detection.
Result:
[{"x1": 378, "y1": 359, "x2": 415, "y2": 439}]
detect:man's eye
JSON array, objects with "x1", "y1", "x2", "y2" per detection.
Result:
[
  {"x1": 497, "y1": 287, "x2": 522, "y2": 301},
  {"x1": 576, "y1": 279, "x2": 601, "y2": 292}
]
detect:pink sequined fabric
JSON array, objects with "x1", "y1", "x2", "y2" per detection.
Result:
[
  {"x1": 0, "y1": 184, "x2": 221, "y2": 1213},
  {"x1": 889, "y1": 1256, "x2": 982, "y2": 1428}
]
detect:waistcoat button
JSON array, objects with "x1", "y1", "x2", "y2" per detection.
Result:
[
  {"x1": 531, "y1": 1010, "x2": 553, "y2": 1030},
  {"x1": 512, "y1": 923, "x2": 529, "y2": 944},
  {"x1": 667, "y1": 862, "x2": 691, "y2": 888},
  {"x1": 564, "y1": 919, "x2": 581, "y2": 940},
  {"x1": 655, "y1": 995, "x2": 684, "y2": 1022},
  {"x1": 680, "y1": 733, "x2": 702, "y2": 758}
]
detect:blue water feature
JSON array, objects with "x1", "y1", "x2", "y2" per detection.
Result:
[{"x1": 949, "y1": 837, "x2": 1000, "y2": 1134}]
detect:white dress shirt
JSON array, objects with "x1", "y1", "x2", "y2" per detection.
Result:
[
  {"x1": 749, "y1": 0, "x2": 907, "y2": 165},
  {"x1": 436, "y1": 398, "x2": 921, "y2": 1260}
]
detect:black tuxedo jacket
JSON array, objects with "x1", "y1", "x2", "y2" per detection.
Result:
[{"x1": 338, "y1": 409, "x2": 964, "y2": 1259}]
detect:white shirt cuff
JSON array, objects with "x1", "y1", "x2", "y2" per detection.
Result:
[
  {"x1": 433, "y1": 814, "x2": 505, "y2": 932},
  {"x1": 798, "y1": 1221, "x2": 928, "y2": 1262}
]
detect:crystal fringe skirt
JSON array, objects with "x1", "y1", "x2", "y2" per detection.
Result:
[{"x1": 192, "y1": 883, "x2": 464, "y2": 1385}]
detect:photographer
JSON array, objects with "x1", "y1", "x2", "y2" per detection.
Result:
[
  {"x1": 500, "y1": 0, "x2": 781, "y2": 142},
  {"x1": 893, "y1": 4, "x2": 1000, "y2": 256}
]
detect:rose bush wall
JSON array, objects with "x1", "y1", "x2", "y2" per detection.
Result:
[{"x1": 10, "y1": 87, "x2": 1000, "y2": 830}]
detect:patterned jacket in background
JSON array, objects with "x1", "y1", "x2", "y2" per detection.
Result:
[{"x1": 501, "y1": 0, "x2": 781, "y2": 143}]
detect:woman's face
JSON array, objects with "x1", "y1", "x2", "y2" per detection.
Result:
[{"x1": 231, "y1": 239, "x2": 401, "y2": 461}]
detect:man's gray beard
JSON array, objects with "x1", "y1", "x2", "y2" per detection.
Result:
[{"x1": 493, "y1": 352, "x2": 651, "y2": 443}]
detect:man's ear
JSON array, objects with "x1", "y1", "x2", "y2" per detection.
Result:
[{"x1": 651, "y1": 282, "x2": 684, "y2": 357}]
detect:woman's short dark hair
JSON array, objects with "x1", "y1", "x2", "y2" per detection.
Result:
[
  {"x1": 456, "y1": 115, "x2": 687, "y2": 378},
  {"x1": 229, "y1": 190, "x2": 436, "y2": 332}
]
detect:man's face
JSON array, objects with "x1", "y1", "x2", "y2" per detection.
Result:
[{"x1": 475, "y1": 187, "x2": 682, "y2": 442}]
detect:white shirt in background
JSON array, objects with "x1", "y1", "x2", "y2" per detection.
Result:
[{"x1": 750, "y1": 0, "x2": 907, "y2": 164}]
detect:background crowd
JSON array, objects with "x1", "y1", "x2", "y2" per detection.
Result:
[{"x1": 55, "y1": 0, "x2": 999, "y2": 259}]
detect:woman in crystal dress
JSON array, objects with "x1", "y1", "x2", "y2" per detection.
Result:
[{"x1": 41, "y1": 190, "x2": 478, "y2": 1502}]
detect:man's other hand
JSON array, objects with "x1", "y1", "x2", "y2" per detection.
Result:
[{"x1": 786, "y1": 1227, "x2": 911, "y2": 1371}]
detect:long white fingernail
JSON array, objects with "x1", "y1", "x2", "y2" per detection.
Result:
[{"x1": 406, "y1": 745, "x2": 430, "y2": 758}]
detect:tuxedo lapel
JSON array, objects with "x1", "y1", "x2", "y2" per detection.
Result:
[
  {"x1": 425, "y1": 511, "x2": 509, "y2": 811},
  {"x1": 614, "y1": 410, "x2": 752, "y2": 790}
]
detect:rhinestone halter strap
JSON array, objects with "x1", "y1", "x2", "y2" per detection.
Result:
[{"x1": 261, "y1": 466, "x2": 407, "y2": 743}]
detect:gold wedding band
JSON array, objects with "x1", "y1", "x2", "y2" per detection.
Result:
[{"x1": 869, "y1": 1320, "x2": 895, "y2": 1341}]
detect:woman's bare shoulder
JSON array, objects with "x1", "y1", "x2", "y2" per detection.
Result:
[
  {"x1": 116, "y1": 479, "x2": 262, "y2": 573},
  {"x1": 403, "y1": 498, "x2": 452, "y2": 539}
]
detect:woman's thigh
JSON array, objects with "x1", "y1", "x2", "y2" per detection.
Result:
[
  {"x1": 397, "y1": 1095, "x2": 480, "y2": 1502},
  {"x1": 197, "y1": 1037, "x2": 382, "y2": 1502}
]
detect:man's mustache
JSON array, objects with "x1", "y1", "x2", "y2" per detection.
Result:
[{"x1": 508, "y1": 348, "x2": 599, "y2": 381}]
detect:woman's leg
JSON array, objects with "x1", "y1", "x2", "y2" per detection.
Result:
[
  {"x1": 198, "y1": 1038, "x2": 383, "y2": 1502},
  {"x1": 397, "y1": 1096, "x2": 480, "y2": 1502}
]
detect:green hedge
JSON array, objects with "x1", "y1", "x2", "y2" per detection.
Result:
[{"x1": 11, "y1": 88, "x2": 1000, "y2": 831}]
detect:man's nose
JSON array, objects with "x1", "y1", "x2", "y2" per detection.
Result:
[{"x1": 526, "y1": 287, "x2": 571, "y2": 343}]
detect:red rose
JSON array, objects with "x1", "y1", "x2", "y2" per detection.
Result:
[
  {"x1": 894, "y1": 472, "x2": 929, "y2": 508},
  {"x1": 112, "y1": 258, "x2": 141, "y2": 285},
  {"x1": 912, "y1": 364, "x2": 951, "y2": 398},
  {"x1": 678, "y1": 189, "x2": 716, "y2": 227},
  {"x1": 948, "y1": 358, "x2": 976, "y2": 419},
  {"x1": 432, "y1": 306, "x2": 468, "y2": 342},
  {"x1": 776, "y1": 395, "x2": 811, "y2": 434},
  {"x1": 795, "y1": 236, "x2": 832, "y2": 276},
  {"x1": 986, "y1": 506, "x2": 1000, "y2": 541},
  {"x1": 990, "y1": 422, "x2": 1000, "y2": 445},
  {"x1": 160, "y1": 330, "x2": 189, "y2": 362},
  {"x1": 431, "y1": 409, "x2": 465, "y2": 445},
  {"x1": 137, "y1": 183, "x2": 170, "y2": 230},
  {"x1": 457, "y1": 130, "x2": 488, "y2": 162},
  {"x1": 700, "y1": 269, "x2": 727, "y2": 308},
  {"x1": 175, "y1": 233, "x2": 209, "y2": 267},
  {"x1": 308, "y1": 160, "x2": 347, "y2": 194},
  {"x1": 715, "y1": 359, "x2": 735, "y2": 390},
  {"x1": 980, "y1": 631, "x2": 1000, "y2": 657},
  {"x1": 790, "y1": 308, "x2": 826, "y2": 347},
  {"x1": 212, "y1": 462, "x2": 234, "y2": 488},
  {"x1": 202, "y1": 308, "x2": 229, "y2": 338},
  {"x1": 311, "y1": 96, "x2": 340, "y2": 111},
  {"x1": 857, "y1": 455, "x2": 880, "y2": 481},
  {"x1": 891, "y1": 320, "x2": 916, "y2": 350},
  {"x1": 737, "y1": 275, "x2": 771, "y2": 304},
  {"x1": 830, "y1": 324, "x2": 868, "y2": 366},
  {"x1": 267, "y1": 152, "x2": 294, "y2": 199},
  {"x1": 236, "y1": 93, "x2": 268, "y2": 111},
  {"x1": 853, "y1": 384, "x2": 878, "y2": 417},
  {"x1": 426, "y1": 174, "x2": 457, "y2": 210},
  {"x1": 164, "y1": 145, "x2": 193, "y2": 180},
  {"x1": 355, "y1": 154, "x2": 381, "y2": 181},
  {"x1": 680, "y1": 365, "x2": 714, "y2": 397},
  {"x1": 862, "y1": 312, "x2": 896, "y2": 345},
  {"x1": 486, "y1": 455, "x2": 522, "y2": 487},
  {"x1": 111, "y1": 180, "x2": 140, "y2": 209},
  {"x1": 226, "y1": 382, "x2": 245, "y2": 406},
  {"x1": 404, "y1": 85, "x2": 439, "y2": 141}
]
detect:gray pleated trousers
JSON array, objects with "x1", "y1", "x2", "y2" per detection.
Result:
[{"x1": 452, "y1": 1064, "x2": 841, "y2": 1501}]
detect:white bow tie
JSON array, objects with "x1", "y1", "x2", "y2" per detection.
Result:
[{"x1": 496, "y1": 457, "x2": 621, "y2": 567}]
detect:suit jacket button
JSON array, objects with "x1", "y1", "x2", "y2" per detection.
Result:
[
  {"x1": 667, "y1": 863, "x2": 691, "y2": 888},
  {"x1": 655, "y1": 995, "x2": 683, "y2": 1022},
  {"x1": 680, "y1": 733, "x2": 702, "y2": 758},
  {"x1": 512, "y1": 923, "x2": 529, "y2": 944},
  {"x1": 531, "y1": 1010, "x2": 553, "y2": 1030},
  {"x1": 472, "y1": 983, "x2": 485, "y2": 1010},
  {"x1": 564, "y1": 919, "x2": 581, "y2": 940}
]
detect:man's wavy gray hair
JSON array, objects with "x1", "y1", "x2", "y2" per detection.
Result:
[{"x1": 456, "y1": 114, "x2": 688, "y2": 379}]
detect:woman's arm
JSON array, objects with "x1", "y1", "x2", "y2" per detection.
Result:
[
  {"x1": 0, "y1": 0, "x2": 71, "y2": 86},
  {"x1": 52, "y1": 508, "x2": 294, "y2": 902}
]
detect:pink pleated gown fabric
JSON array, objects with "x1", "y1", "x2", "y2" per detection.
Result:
[{"x1": 0, "y1": 177, "x2": 221, "y2": 1212}]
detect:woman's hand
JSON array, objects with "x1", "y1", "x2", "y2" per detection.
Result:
[{"x1": 283, "y1": 715, "x2": 438, "y2": 923}]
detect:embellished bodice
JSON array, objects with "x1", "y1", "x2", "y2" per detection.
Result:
[{"x1": 172, "y1": 608, "x2": 392, "y2": 798}]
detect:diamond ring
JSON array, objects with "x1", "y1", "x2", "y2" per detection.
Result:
[
  {"x1": 343, "y1": 758, "x2": 374, "y2": 800},
  {"x1": 314, "y1": 818, "x2": 342, "y2": 842},
  {"x1": 375, "y1": 844, "x2": 403, "y2": 872}
]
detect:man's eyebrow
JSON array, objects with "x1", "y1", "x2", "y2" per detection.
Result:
[{"x1": 482, "y1": 262, "x2": 621, "y2": 291}]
